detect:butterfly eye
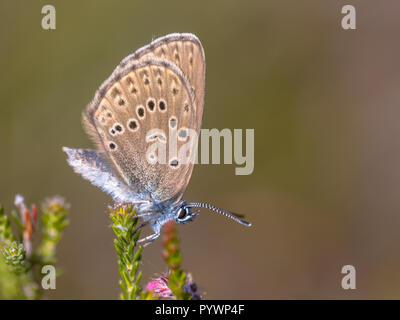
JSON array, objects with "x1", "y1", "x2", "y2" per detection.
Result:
[{"x1": 177, "y1": 207, "x2": 187, "y2": 219}]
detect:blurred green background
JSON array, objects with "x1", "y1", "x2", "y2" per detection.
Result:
[{"x1": 1, "y1": 0, "x2": 400, "y2": 299}]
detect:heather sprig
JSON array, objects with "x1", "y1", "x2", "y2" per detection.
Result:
[
  {"x1": 0, "y1": 195, "x2": 69, "y2": 299},
  {"x1": 110, "y1": 204, "x2": 153, "y2": 300},
  {"x1": 0, "y1": 255, "x2": 25, "y2": 299},
  {"x1": 162, "y1": 221, "x2": 192, "y2": 300},
  {"x1": 2, "y1": 241, "x2": 28, "y2": 274},
  {"x1": 145, "y1": 221, "x2": 200, "y2": 300},
  {"x1": 38, "y1": 196, "x2": 70, "y2": 266},
  {"x1": 109, "y1": 204, "x2": 199, "y2": 300},
  {"x1": 0, "y1": 205, "x2": 14, "y2": 247}
]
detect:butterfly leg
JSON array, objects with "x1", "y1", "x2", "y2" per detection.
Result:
[
  {"x1": 137, "y1": 231, "x2": 161, "y2": 247},
  {"x1": 135, "y1": 212, "x2": 155, "y2": 218},
  {"x1": 137, "y1": 221, "x2": 161, "y2": 247}
]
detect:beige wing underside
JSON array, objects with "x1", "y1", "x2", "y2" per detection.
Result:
[
  {"x1": 83, "y1": 34, "x2": 205, "y2": 203},
  {"x1": 120, "y1": 33, "x2": 205, "y2": 122}
]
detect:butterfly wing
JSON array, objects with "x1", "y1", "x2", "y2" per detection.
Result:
[
  {"x1": 83, "y1": 57, "x2": 202, "y2": 204},
  {"x1": 63, "y1": 147, "x2": 145, "y2": 203},
  {"x1": 118, "y1": 33, "x2": 205, "y2": 124}
]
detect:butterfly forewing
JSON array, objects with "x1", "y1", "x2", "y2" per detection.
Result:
[{"x1": 119, "y1": 33, "x2": 205, "y2": 125}]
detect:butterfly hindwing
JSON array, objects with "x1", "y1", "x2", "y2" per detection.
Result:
[{"x1": 63, "y1": 147, "x2": 143, "y2": 203}]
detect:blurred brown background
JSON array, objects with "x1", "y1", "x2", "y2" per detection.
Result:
[{"x1": 1, "y1": 0, "x2": 400, "y2": 299}]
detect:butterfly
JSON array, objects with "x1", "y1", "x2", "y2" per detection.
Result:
[{"x1": 63, "y1": 33, "x2": 251, "y2": 245}]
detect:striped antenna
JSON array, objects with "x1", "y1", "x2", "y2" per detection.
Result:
[{"x1": 184, "y1": 202, "x2": 251, "y2": 227}]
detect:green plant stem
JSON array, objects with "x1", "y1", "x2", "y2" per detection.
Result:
[
  {"x1": 110, "y1": 204, "x2": 145, "y2": 300},
  {"x1": 163, "y1": 221, "x2": 190, "y2": 300}
]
